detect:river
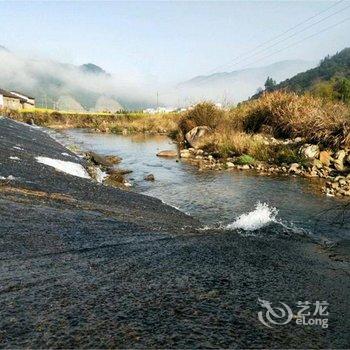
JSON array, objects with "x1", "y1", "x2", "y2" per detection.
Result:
[{"x1": 59, "y1": 129, "x2": 350, "y2": 241}]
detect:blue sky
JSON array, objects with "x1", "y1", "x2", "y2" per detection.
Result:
[{"x1": 1, "y1": 1, "x2": 350, "y2": 83}]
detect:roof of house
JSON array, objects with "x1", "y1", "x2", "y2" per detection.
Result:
[
  {"x1": 0, "y1": 88, "x2": 29, "y2": 103},
  {"x1": 0, "y1": 88, "x2": 19, "y2": 98},
  {"x1": 10, "y1": 91, "x2": 35, "y2": 100}
]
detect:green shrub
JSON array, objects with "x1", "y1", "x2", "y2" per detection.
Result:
[
  {"x1": 236, "y1": 154, "x2": 255, "y2": 165},
  {"x1": 275, "y1": 147, "x2": 301, "y2": 165}
]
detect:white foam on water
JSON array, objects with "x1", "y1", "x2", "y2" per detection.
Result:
[
  {"x1": 226, "y1": 202, "x2": 278, "y2": 231},
  {"x1": 9, "y1": 156, "x2": 20, "y2": 160},
  {"x1": 0, "y1": 175, "x2": 16, "y2": 180},
  {"x1": 36, "y1": 156, "x2": 91, "y2": 179}
]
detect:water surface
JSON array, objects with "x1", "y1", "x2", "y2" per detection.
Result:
[{"x1": 60, "y1": 129, "x2": 350, "y2": 240}]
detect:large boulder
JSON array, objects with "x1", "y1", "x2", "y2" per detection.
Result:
[
  {"x1": 299, "y1": 144, "x2": 320, "y2": 159},
  {"x1": 333, "y1": 150, "x2": 346, "y2": 171},
  {"x1": 89, "y1": 152, "x2": 122, "y2": 167},
  {"x1": 289, "y1": 163, "x2": 301, "y2": 174},
  {"x1": 180, "y1": 149, "x2": 191, "y2": 158},
  {"x1": 319, "y1": 150, "x2": 332, "y2": 167},
  {"x1": 185, "y1": 126, "x2": 211, "y2": 149},
  {"x1": 156, "y1": 150, "x2": 178, "y2": 157}
]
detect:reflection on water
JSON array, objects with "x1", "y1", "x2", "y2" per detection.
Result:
[{"x1": 60, "y1": 129, "x2": 350, "y2": 240}]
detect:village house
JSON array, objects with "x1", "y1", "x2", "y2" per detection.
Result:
[
  {"x1": 0, "y1": 88, "x2": 35, "y2": 110},
  {"x1": 10, "y1": 91, "x2": 35, "y2": 108}
]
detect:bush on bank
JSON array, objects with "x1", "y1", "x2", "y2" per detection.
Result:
[{"x1": 179, "y1": 91, "x2": 350, "y2": 161}]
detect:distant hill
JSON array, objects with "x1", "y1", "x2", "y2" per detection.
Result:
[
  {"x1": 93, "y1": 96, "x2": 123, "y2": 112},
  {"x1": 178, "y1": 60, "x2": 316, "y2": 104},
  {"x1": 252, "y1": 48, "x2": 350, "y2": 98},
  {"x1": 79, "y1": 63, "x2": 109, "y2": 76},
  {"x1": 0, "y1": 47, "x2": 131, "y2": 111},
  {"x1": 57, "y1": 95, "x2": 85, "y2": 112}
]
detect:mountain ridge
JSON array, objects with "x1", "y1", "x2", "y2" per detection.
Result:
[
  {"x1": 177, "y1": 59, "x2": 316, "y2": 103},
  {"x1": 184, "y1": 60, "x2": 312, "y2": 85}
]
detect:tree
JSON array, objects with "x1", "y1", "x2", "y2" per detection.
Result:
[
  {"x1": 255, "y1": 87, "x2": 263, "y2": 94},
  {"x1": 334, "y1": 78, "x2": 350, "y2": 104},
  {"x1": 264, "y1": 76, "x2": 276, "y2": 92}
]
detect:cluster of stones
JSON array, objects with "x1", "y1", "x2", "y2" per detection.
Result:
[
  {"x1": 299, "y1": 146, "x2": 350, "y2": 197},
  {"x1": 325, "y1": 174, "x2": 350, "y2": 197},
  {"x1": 86, "y1": 152, "x2": 132, "y2": 187},
  {"x1": 177, "y1": 142, "x2": 350, "y2": 197}
]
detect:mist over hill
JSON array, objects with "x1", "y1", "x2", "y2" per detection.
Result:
[
  {"x1": 0, "y1": 47, "x2": 152, "y2": 111},
  {"x1": 0, "y1": 45, "x2": 320, "y2": 109},
  {"x1": 176, "y1": 60, "x2": 316, "y2": 104}
]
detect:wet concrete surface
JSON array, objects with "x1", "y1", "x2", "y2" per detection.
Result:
[{"x1": 0, "y1": 117, "x2": 349, "y2": 348}]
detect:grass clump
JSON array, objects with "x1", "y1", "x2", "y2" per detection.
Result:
[
  {"x1": 178, "y1": 102, "x2": 225, "y2": 135},
  {"x1": 197, "y1": 131, "x2": 271, "y2": 161},
  {"x1": 274, "y1": 146, "x2": 304, "y2": 165},
  {"x1": 236, "y1": 154, "x2": 255, "y2": 165},
  {"x1": 237, "y1": 91, "x2": 350, "y2": 148}
]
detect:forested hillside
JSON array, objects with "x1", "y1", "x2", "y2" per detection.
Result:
[{"x1": 253, "y1": 48, "x2": 350, "y2": 103}]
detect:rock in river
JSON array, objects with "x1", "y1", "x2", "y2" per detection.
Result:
[
  {"x1": 89, "y1": 152, "x2": 122, "y2": 167},
  {"x1": 107, "y1": 168, "x2": 133, "y2": 176},
  {"x1": 156, "y1": 150, "x2": 178, "y2": 157},
  {"x1": 144, "y1": 174, "x2": 155, "y2": 181},
  {"x1": 180, "y1": 149, "x2": 191, "y2": 158}
]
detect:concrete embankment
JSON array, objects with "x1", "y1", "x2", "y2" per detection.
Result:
[{"x1": 0, "y1": 117, "x2": 349, "y2": 348}]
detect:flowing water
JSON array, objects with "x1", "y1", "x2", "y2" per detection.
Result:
[{"x1": 59, "y1": 129, "x2": 350, "y2": 241}]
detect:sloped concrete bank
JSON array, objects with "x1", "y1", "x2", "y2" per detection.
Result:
[{"x1": 0, "y1": 117, "x2": 349, "y2": 348}]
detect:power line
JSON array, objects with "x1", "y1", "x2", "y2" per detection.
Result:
[
  {"x1": 235, "y1": 17, "x2": 350, "y2": 73},
  {"x1": 222, "y1": 3, "x2": 350, "y2": 72},
  {"x1": 158, "y1": 8, "x2": 350, "y2": 101},
  {"x1": 207, "y1": 0, "x2": 346, "y2": 75}
]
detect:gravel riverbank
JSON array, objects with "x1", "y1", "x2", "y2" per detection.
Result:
[{"x1": 0, "y1": 117, "x2": 349, "y2": 348}]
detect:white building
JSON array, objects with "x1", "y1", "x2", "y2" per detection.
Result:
[
  {"x1": 143, "y1": 107, "x2": 176, "y2": 114},
  {"x1": 10, "y1": 91, "x2": 35, "y2": 108}
]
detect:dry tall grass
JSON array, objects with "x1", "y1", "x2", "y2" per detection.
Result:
[
  {"x1": 4, "y1": 109, "x2": 180, "y2": 134},
  {"x1": 178, "y1": 102, "x2": 225, "y2": 135},
  {"x1": 233, "y1": 91, "x2": 350, "y2": 148},
  {"x1": 180, "y1": 92, "x2": 350, "y2": 155},
  {"x1": 196, "y1": 131, "x2": 271, "y2": 160}
]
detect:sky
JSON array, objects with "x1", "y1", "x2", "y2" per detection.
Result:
[{"x1": 1, "y1": 1, "x2": 350, "y2": 85}]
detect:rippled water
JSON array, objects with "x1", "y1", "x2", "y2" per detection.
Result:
[{"x1": 60, "y1": 129, "x2": 350, "y2": 240}]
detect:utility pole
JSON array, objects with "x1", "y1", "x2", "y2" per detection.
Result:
[{"x1": 156, "y1": 91, "x2": 159, "y2": 110}]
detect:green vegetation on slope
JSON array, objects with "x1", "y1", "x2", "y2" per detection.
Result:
[{"x1": 252, "y1": 48, "x2": 350, "y2": 104}]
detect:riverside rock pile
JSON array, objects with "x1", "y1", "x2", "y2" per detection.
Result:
[
  {"x1": 177, "y1": 143, "x2": 350, "y2": 197},
  {"x1": 85, "y1": 152, "x2": 133, "y2": 187}
]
